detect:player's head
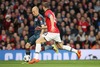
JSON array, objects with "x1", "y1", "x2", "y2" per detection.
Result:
[
  {"x1": 42, "y1": 2, "x2": 50, "y2": 11},
  {"x1": 32, "y1": 6, "x2": 39, "y2": 16}
]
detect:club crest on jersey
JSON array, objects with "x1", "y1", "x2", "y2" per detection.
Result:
[{"x1": 34, "y1": 18, "x2": 38, "y2": 22}]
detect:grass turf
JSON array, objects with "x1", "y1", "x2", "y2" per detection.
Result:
[{"x1": 0, "y1": 60, "x2": 100, "y2": 67}]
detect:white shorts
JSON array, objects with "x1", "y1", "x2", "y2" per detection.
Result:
[{"x1": 42, "y1": 32, "x2": 62, "y2": 42}]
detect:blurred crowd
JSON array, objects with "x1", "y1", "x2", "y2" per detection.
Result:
[{"x1": 0, "y1": 0, "x2": 100, "y2": 50}]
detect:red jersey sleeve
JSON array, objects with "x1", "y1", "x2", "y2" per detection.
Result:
[{"x1": 45, "y1": 10, "x2": 51, "y2": 18}]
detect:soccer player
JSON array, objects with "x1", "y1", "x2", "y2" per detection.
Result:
[
  {"x1": 25, "y1": 6, "x2": 45, "y2": 57},
  {"x1": 28, "y1": 2, "x2": 81, "y2": 64}
]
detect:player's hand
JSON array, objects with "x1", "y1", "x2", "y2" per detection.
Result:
[
  {"x1": 35, "y1": 26, "x2": 41, "y2": 30},
  {"x1": 51, "y1": 26, "x2": 55, "y2": 32},
  {"x1": 40, "y1": 34, "x2": 42, "y2": 36}
]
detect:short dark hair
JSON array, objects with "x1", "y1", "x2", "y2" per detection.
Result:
[{"x1": 42, "y1": 2, "x2": 50, "y2": 8}]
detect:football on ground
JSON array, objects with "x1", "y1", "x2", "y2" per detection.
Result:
[{"x1": 23, "y1": 55, "x2": 30, "y2": 62}]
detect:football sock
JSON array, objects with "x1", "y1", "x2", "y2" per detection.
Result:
[
  {"x1": 26, "y1": 49, "x2": 30, "y2": 55},
  {"x1": 62, "y1": 45, "x2": 77, "y2": 53},
  {"x1": 34, "y1": 44, "x2": 41, "y2": 59},
  {"x1": 34, "y1": 52, "x2": 39, "y2": 59}
]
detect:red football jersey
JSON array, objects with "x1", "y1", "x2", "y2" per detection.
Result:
[{"x1": 44, "y1": 9, "x2": 60, "y2": 33}]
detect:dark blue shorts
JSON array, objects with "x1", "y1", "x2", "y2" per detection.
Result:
[{"x1": 28, "y1": 34, "x2": 40, "y2": 45}]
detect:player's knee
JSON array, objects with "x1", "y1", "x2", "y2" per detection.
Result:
[
  {"x1": 25, "y1": 43, "x2": 31, "y2": 49},
  {"x1": 58, "y1": 46, "x2": 63, "y2": 49},
  {"x1": 57, "y1": 44, "x2": 63, "y2": 49},
  {"x1": 36, "y1": 40, "x2": 39, "y2": 43},
  {"x1": 36, "y1": 39, "x2": 41, "y2": 43}
]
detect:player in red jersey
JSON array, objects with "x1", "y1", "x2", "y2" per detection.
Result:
[{"x1": 29, "y1": 2, "x2": 81, "y2": 64}]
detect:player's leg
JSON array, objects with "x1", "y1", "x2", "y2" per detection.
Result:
[
  {"x1": 28, "y1": 36, "x2": 47, "y2": 64},
  {"x1": 52, "y1": 42, "x2": 59, "y2": 53},
  {"x1": 25, "y1": 43, "x2": 30, "y2": 55},
  {"x1": 57, "y1": 42, "x2": 81, "y2": 59},
  {"x1": 54, "y1": 33, "x2": 81, "y2": 59},
  {"x1": 29, "y1": 32, "x2": 54, "y2": 64},
  {"x1": 25, "y1": 35, "x2": 37, "y2": 56}
]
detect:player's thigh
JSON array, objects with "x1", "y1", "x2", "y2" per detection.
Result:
[
  {"x1": 54, "y1": 33, "x2": 62, "y2": 43},
  {"x1": 29, "y1": 35, "x2": 39, "y2": 45},
  {"x1": 29, "y1": 35, "x2": 36, "y2": 42},
  {"x1": 42, "y1": 32, "x2": 53, "y2": 41},
  {"x1": 36, "y1": 36, "x2": 47, "y2": 43}
]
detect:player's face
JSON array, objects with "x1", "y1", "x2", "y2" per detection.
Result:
[
  {"x1": 32, "y1": 10, "x2": 35, "y2": 16},
  {"x1": 32, "y1": 10, "x2": 37, "y2": 16}
]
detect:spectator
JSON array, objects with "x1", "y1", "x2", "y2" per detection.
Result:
[
  {"x1": 84, "y1": 43, "x2": 90, "y2": 49},
  {"x1": 29, "y1": 21, "x2": 35, "y2": 37},
  {"x1": 3, "y1": 14, "x2": 12, "y2": 30},
  {"x1": 76, "y1": 13, "x2": 81, "y2": 23},
  {"x1": 0, "y1": 4, "x2": 6, "y2": 15},
  {"x1": 92, "y1": 32, "x2": 100, "y2": 47},
  {"x1": 0, "y1": 29, "x2": 7, "y2": 42},
  {"x1": 15, "y1": 36, "x2": 20, "y2": 45},
  {"x1": 18, "y1": 23, "x2": 24, "y2": 36},
  {"x1": 6, "y1": 43, "x2": 12, "y2": 50},
  {"x1": 76, "y1": 43, "x2": 81, "y2": 49},
  {"x1": 65, "y1": 26, "x2": 73, "y2": 40},
  {"x1": 75, "y1": 36, "x2": 82, "y2": 49},
  {"x1": 76, "y1": 29, "x2": 85, "y2": 42},
  {"x1": 69, "y1": 39, "x2": 75, "y2": 48},
  {"x1": 24, "y1": 35, "x2": 28, "y2": 43},
  {"x1": 79, "y1": 9, "x2": 85, "y2": 16},
  {"x1": 20, "y1": 30, "x2": 27, "y2": 40},
  {"x1": 59, "y1": 21, "x2": 66, "y2": 40},
  {"x1": 6, "y1": 26, "x2": 14, "y2": 42},
  {"x1": 20, "y1": 40, "x2": 25, "y2": 49},
  {"x1": 87, "y1": 25, "x2": 95, "y2": 35},
  {"x1": 78, "y1": 17, "x2": 89, "y2": 32},
  {"x1": 88, "y1": 31, "x2": 96, "y2": 44},
  {"x1": 70, "y1": 22, "x2": 78, "y2": 36},
  {"x1": 56, "y1": 5, "x2": 62, "y2": 15},
  {"x1": 63, "y1": 35, "x2": 70, "y2": 45},
  {"x1": 94, "y1": 1, "x2": 100, "y2": 12},
  {"x1": 10, "y1": 42, "x2": 16, "y2": 50},
  {"x1": 24, "y1": 25, "x2": 29, "y2": 35},
  {"x1": 88, "y1": 8, "x2": 94, "y2": 19},
  {"x1": 0, "y1": 40, "x2": 6, "y2": 50},
  {"x1": 87, "y1": 2, "x2": 94, "y2": 10},
  {"x1": 56, "y1": 13, "x2": 62, "y2": 23},
  {"x1": 83, "y1": 35, "x2": 91, "y2": 49},
  {"x1": 92, "y1": 12, "x2": 99, "y2": 30},
  {"x1": 6, "y1": 36, "x2": 11, "y2": 45},
  {"x1": 0, "y1": 14, "x2": 4, "y2": 31},
  {"x1": 23, "y1": 18, "x2": 28, "y2": 26},
  {"x1": 92, "y1": 40, "x2": 100, "y2": 49},
  {"x1": 70, "y1": 9, "x2": 75, "y2": 19},
  {"x1": 50, "y1": 0, "x2": 56, "y2": 12},
  {"x1": 63, "y1": 17, "x2": 70, "y2": 26},
  {"x1": 16, "y1": 44, "x2": 21, "y2": 50}
]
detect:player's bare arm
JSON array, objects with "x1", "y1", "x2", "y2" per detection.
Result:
[
  {"x1": 41, "y1": 25, "x2": 47, "y2": 29},
  {"x1": 40, "y1": 25, "x2": 46, "y2": 36}
]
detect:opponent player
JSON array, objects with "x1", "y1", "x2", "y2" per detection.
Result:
[
  {"x1": 29, "y1": 2, "x2": 81, "y2": 64},
  {"x1": 25, "y1": 6, "x2": 45, "y2": 57}
]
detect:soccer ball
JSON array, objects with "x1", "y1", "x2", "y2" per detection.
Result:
[{"x1": 23, "y1": 55, "x2": 31, "y2": 62}]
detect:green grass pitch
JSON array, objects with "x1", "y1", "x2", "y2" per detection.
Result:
[{"x1": 0, "y1": 60, "x2": 100, "y2": 67}]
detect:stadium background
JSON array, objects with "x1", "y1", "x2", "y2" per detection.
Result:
[{"x1": 0, "y1": 0, "x2": 100, "y2": 66}]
